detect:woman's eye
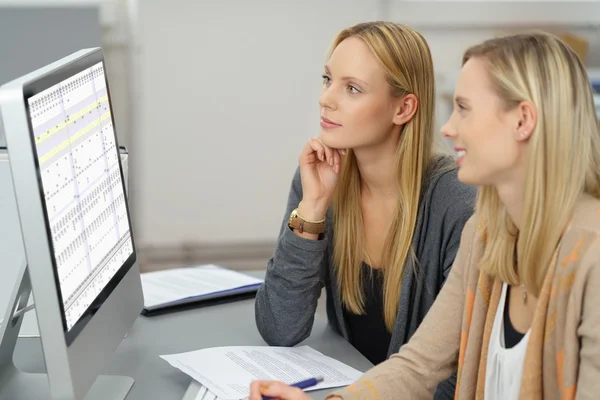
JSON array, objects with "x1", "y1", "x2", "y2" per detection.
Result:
[
  {"x1": 322, "y1": 75, "x2": 331, "y2": 85},
  {"x1": 347, "y1": 85, "x2": 360, "y2": 94}
]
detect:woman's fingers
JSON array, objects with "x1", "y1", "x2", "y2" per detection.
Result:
[
  {"x1": 301, "y1": 137, "x2": 346, "y2": 170},
  {"x1": 317, "y1": 138, "x2": 334, "y2": 167},
  {"x1": 299, "y1": 139, "x2": 320, "y2": 164},
  {"x1": 250, "y1": 381, "x2": 308, "y2": 400},
  {"x1": 249, "y1": 380, "x2": 268, "y2": 400},
  {"x1": 333, "y1": 148, "x2": 341, "y2": 174},
  {"x1": 310, "y1": 137, "x2": 338, "y2": 166},
  {"x1": 307, "y1": 138, "x2": 326, "y2": 162}
]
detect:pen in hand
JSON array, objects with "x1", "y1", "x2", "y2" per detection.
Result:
[{"x1": 261, "y1": 376, "x2": 324, "y2": 400}]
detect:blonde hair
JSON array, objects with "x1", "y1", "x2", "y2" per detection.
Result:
[
  {"x1": 464, "y1": 32, "x2": 600, "y2": 296},
  {"x1": 331, "y1": 22, "x2": 437, "y2": 331}
]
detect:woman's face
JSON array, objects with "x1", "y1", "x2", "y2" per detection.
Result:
[
  {"x1": 441, "y1": 57, "x2": 533, "y2": 187},
  {"x1": 318, "y1": 37, "x2": 408, "y2": 151}
]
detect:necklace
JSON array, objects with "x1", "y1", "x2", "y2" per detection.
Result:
[
  {"x1": 521, "y1": 284, "x2": 528, "y2": 304},
  {"x1": 514, "y1": 246, "x2": 527, "y2": 304}
]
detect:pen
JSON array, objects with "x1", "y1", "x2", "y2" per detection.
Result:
[{"x1": 262, "y1": 376, "x2": 324, "y2": 400}]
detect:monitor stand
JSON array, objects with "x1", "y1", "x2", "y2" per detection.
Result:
[{"x1": 0, "y1": 261, "x2": 134, "y2": 400}]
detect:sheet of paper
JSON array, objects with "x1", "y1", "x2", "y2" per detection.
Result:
[
  {"x1": 161, "y1": 345, "x2": 362, "y2": 400},
  {"x1": 140, "y1": 264, "x2": 263, "y2": 308}
]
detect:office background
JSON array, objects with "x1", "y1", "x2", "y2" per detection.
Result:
[{"x1": 2, "y1": 0, "x2": 600, "y2": 275}]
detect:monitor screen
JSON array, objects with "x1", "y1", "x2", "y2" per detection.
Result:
[{"x1": 26, "y1": 61, "x2": 133, "y2": 331}]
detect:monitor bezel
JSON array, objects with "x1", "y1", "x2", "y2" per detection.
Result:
[{"x1": 21, "y1": 49, "x2": 137, "y2": 346}]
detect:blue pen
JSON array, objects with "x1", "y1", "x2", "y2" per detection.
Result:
[{"x1": 262, "y1": 376, "x2": 324, "y2": 400}]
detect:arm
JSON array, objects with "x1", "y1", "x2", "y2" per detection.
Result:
[
  {"x1": 255, "y1": 167, "x2": 329, "y2": 346},
  {"x1": 576, "y1": 238, "x2": 600, "y2": 399},
  {"x1": 328, "y1": 218, "x2": 477, "y2": 400},
  {"x1": 429, "y1": 170, "x2": 476, "y2": 400}
]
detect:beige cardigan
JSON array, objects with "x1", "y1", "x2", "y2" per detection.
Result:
[{"x1": 330, "y1": 195, "x2": 600, "y2": 399}]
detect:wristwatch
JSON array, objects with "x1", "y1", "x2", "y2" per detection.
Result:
[{"x1": 288, "y1": 208, "x2": 326, "y2": 234}]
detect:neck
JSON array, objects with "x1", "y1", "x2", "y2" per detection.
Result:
[
  {"x1": 495, "y1": 171, "x2": 526, "y2": 230},
  {"x1": 354, "y1": 131, "x2": 400, "y2": 199}
]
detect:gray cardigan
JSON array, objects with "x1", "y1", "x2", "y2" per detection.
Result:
[{"x1": 255, "y1": 156, "x2": 476, "y2": 399}]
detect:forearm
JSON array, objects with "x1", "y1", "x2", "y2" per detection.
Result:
[
  {"x1": 291, "y1": 200, "x2": 329, "y2": 241},
  {"x1": 328, "y1": 316, "x2": 460, "y2": 400},
  {"x1": 255, "y1": 227, "x2": 328, "y2": 346}
]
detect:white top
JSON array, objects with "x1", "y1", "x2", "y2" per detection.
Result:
[{"x1": 485, "y1": 283, "x2": 531, "y2": 399}]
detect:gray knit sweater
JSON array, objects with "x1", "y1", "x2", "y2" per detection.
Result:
[{"x1": 255, "y1": 156, "x2": 476, "y2": 399}]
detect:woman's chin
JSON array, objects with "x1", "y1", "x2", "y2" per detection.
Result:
[
  {"x1": 457, "y1": 166, "x2": 484, "y2": 186},
  {"x1": 319, "y1": 130, "x2": 348, "y2": 149}
]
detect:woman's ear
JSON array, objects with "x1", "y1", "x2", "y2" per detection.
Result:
[
  {"x1": 515, "y1": 100, "x2": 537, "y2": 142},
  {"x1": 392, "y1": 94, "x2": 418, "y2": 126}
]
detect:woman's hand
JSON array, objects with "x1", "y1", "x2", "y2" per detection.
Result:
[
  {"x1": 248, "y1": 380, "x2": 311, "y2": 400},
  {"x1": 297, "y1": 137, "x2": 345, "y2": 221}
]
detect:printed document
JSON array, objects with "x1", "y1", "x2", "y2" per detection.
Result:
[
  {"x1": 140, "y1": 264, "x2": 263, "y2": 309},
  {"x1": 161, "y1": 345, "x2": 362, "y2": 400}
]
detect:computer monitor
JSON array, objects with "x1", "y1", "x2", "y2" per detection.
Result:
[{"x1": 0, "y1": 48, "x2": 143, "y2": 400}]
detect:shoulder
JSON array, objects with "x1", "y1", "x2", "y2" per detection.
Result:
[
  {"x1": 422, "y1": 155, "x2": 477, "y2": 220},
  {"x1": 563, "y1": 194, "x2": 600, "y2": 276},
  {"x1": 549, "y1": 195, "x2": 600, "y2": 309},
  {"x1": 457, "y1": 215, "x2": 489, "y2": 282},
  {"x1": 568, "y1": 194, "x2": 600, "y2": 237}
]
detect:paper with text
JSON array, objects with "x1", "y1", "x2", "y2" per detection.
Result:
[
  {"x1": 161, "y1": 345, "x2": 362, "y2": 400},
  {"x1": 140, "y1": 264, "x2": 263, "y2": 308}
]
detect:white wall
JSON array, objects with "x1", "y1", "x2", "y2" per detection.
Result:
[
  {"x1": 131, "y1": 1, "x2": 600, "y2": 249},
  {"x1": 132, "y1": 0, "x2": 379, "y2": 246}
]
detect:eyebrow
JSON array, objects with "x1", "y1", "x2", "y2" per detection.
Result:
[
  {"x1": 324, "y1": 65, "x2": 370, "y2": 87},
  {"x1": 454, "y1": 95, "x2": 469, "y2": 104}
]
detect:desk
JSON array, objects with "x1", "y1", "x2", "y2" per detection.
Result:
[{"x1": 14, "y1": 296, "x2": 373, "y2": 399}]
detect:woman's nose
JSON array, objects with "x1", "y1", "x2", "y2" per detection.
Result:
[
  {"x1": 318, "y1": 86, "x2": 337, "y2": 110},
  {"x1": 440, "y1": 115, "x2": 456, "y2": 140}
]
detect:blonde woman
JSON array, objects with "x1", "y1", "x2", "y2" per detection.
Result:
[
  {"x1": 254, "y1": 22, "x2": 475, "y2": 399},
  {"x1": 250, "y1": 31, "x2": 600, "y2": 400}
]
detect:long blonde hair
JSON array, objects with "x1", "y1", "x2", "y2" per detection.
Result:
[
  {"x1": 331, "y1": 22, "x2": 437, "y2": 331},
  {"x1": 464, "y1": 32, "x2": 600, "y2": 296}
]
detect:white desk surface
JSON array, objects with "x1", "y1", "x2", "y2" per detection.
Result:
[{"x1": 13, "y1": 275, "x2": 373, "y2": 399}]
